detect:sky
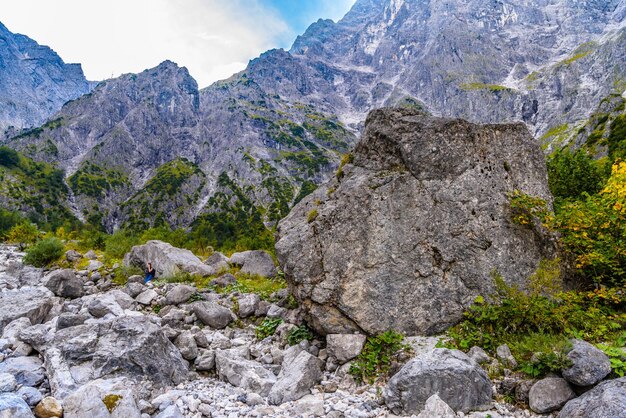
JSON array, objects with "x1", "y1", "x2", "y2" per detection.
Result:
[{"x1": 1, "y1": 0, "x2": 356, "y2": 88}]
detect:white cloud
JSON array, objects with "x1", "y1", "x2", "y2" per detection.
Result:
[
  {"x1": 1, "y1": 0, "x2": 290, "y2": 87},
  {"x1": 1, "y1": 0, "x2": 356, "y2": 88}
]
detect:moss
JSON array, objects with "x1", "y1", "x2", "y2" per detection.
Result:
[
  {"x1": 460, "y1": 83, "x2": 513, "y2": 92},
  {"x1": 307, "y1": 209, "x2": 318, "y2": 223},
  {"x1": 102, "y1": 394, "x2": 123, "y2": 413}
]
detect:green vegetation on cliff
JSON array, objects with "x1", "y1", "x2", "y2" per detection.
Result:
[{"x1": 69, "y1": 161, "x2": 129, "y2": 198}]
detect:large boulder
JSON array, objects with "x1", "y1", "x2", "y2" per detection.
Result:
[
  {"x1": 0, "y1": 393, "x2": 34, "y2": 418},
  {"x1": 562, "y1": 339, "x2": 612, "y2": 387},
  {"x1": 268, "y1": 347, "x2": 323, "y2": 405},
  {"x1": 229, "y1": 250, "x2": 276, "y2": 278},
  {"x1": 42, "y1": 269, "x2": 83, "y2": 299},
  {"x1": 123, "y1": 240, "x2": 215, "y2": 278},
  {"x1": 63, "y1": 378, "x2": 142, "y2": 418},
  {"x1": 276, "y1": 108, "x2": 555, "y2": 335},
  {"x1": 383, "y1": 348, "x2": 493, "y2": 414},
  {"x1": 215, "y1": 349, "x2": 276, "y2": 396},
  {"x1": 529, "y1": 377, "x2": 576, "y2": 414},
  {"x1": 0, "y1": 357, "x2": 46, "y2": 387},
  {"x1": 192, "y1": 302, "x2": 233, "y2": 329},
  {"x1": 326, "y1": 334, "x2": 367, "y2": 364},
  {"x1": 558, "y1": 377, "x2": 626, "y2": 418},
  {"x1": 0, "y1": 287, "x2": 55, "y2": 334},
  {"x1": 164, "y1": 285, "x2": 196, "y2": 306},
  {"x1": 28, "y1": 315, "x2": 188, "y2": 399}
]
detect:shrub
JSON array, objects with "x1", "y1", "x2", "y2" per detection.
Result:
[
  {"x1": 256, "y1": 317, "x2": 283, "y2": 340},
  {"x1": 287, "y1": 325, "x2": 314, "y2": 346},
  {"x1": 104, "y1": 229, "x2": 139, "y2": 260},
  {"x1": 547, "y1": 149, "x2": 607, "y2": 206},
  {"x1": 24, "y1": 237, "x2": 64, "y2": 267},
  {"x1": 0, "y1": 209, "x2": 25, "y2": 238},
  {"x1": 0, "y1": 146, "x2": 20, "y2": 167},
  {"x1": 5, "y1": 222, "x2": 40, "y2": 250},
  {"x1": 349, "y1": 331, "x2": 412, "y2": 384},
  {"x1": 307, "y1": 209, "x2": 318, "y2": 223},
  {"x1": 112, "y1": 265, "x2": 143, "y2": 286}
]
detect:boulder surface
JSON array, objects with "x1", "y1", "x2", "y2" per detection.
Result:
[
  {"x1": 558, "y1": 377, "x2": 626, "y2": 418},
  {"x1": 277, "y1": 108, "x2": 555, "y2": 335},
  {"x1": 123, "y1": 240, "x2": 215, "y2": 278}
]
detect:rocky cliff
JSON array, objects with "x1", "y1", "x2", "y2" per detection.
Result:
[
  {"x1": 0, "y1": 22, "x2": 93, "y2": 132},
  {"x1": 276, "y1": 108, "x2": 556, "y2": 336}
]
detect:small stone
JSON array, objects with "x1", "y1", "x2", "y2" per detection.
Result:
[
  {"x1": 34, "y1": 397, "x2": 63, "y2": 418},
  {"x1": 326, "y1": 334, "x2": 367, "y2": 364},
  {"x1": 468, "y1": 346, "x2": 490, "y2": 364},
  {"x1": 0, "y1": 373, "x2": 17, "y2": 393},
  {"x1": 496, "y1": 344, "x2": 517, "y2": 369}
]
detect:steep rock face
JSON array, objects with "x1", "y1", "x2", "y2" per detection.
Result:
[
  {"x1": 276, "y1": 108, "x2": 555, "y2": 335},
  {"x1": 0, "y1": 22, "x2": 92, "y2": 131}
]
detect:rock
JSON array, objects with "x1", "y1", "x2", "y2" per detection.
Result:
[
  {"x1": 383, "y1": 348, "x2": 493, "y2": 414},
  {"x1": 529, "y1": 377, "x2": 576, "y2": 413},
  {"x1": 174, "y1": 331, "x2": 199, "y2": 361},
  {"x1": 56, "y1": 313, "x2": 90, "y2": 330},
  {"x1": 0, "y1": 357, "x2": 45, "y2": 387},
  {"x1": 164, "y1": 285, "x2": 196, "y2": 306},
  {"x1": 127, "y1": 275, "x2": 144, "y2": 285},
  {"x1": 64, "y1": 250, "x2": 82, "y2": 263},
  {"x1": 123, "y1": 241, "x2": 215, "y2": 278},
  {"x1": 0, "y1": 287, "x2": 55, "y2": 334},
  {"x1": 2, "y1": 317, "x2": 31, "y2": 341},
  {"x1": 124, "y1": 282, "x2": 145, "y2": 298},
  {"x1": 237, "y1": 294, "x2": 260, "y2": 318},
  {"x1": 194, "y1": 349, "x2": 215, "y2": 371},
  {"x1": 496, "y1": 344, "x2": 517, "y2": 369},
  {"x1": 63, "y1": 378, "x2": 141, "y2": 418},
  {"x1": 87, "y1": 260, "x2": 103, "y2": 272},
  {"x1": 29, "y1": 315, "x2": 188, "y2": 399},
  {"x1": 558, "y1": 377, "x2": 626, "y2": 418},
  {"x1": 135, "y1": 289, "x2": 158, "y2": 305},
  {"x1": 276, "y1": 108, "x2": 555, "y2": 335},
  {"x1": 0, "y1": 374, "x2": 16, "y2": 393},
  {"x1": 416, "y1": 394, "x2": 456, "y2": 418},
  {"x1": 33, "y1": 397, "x2": 62, "y2": 418},
  {"x1": 229, "y1": 250, "x2": 277, "y2": 278},
  {"x1": 16, "y1": 387, "x2": 42, "y2": 407},
  {"x1": 193, "y1": 302, "x2": 233, "y2": 329},
  {"x1": 84, "y1": 250, "x2": 98, "y2": 260},
  {"x1": 209, "y1": 273, "x2": 237, "y2": 288},
  {"x1": 19, "y1": 324, "x2": 52, "y2": 347},
  {"x1": 0, "y1": 393, "x2": 34, "y2": 418},
  {"x1": 291, "y1": 394, "x2": 325, "y2": 417},
  {"x1": 268, "y1": 349, "x2": 323, "y2": 404},
  {"x1": 266, "y1": 304, "x2": 285, "y2": 319},
  {"x1": 515, "y1": 379, "x2": 536, "y2": 404},
  {"x1": 155, "y1": 405, "x2": 183, "y2": 418},
  {"x1": 42, "y1": 269, "x2": 83, "y2": 299},
  {"x1": 562, "y1": 339, "x2": 612, "y2": 387},
  {"x1": 326, "y1": 334, "x2": 366, "y2": 364},
  {"x1": 87, "y1": 294, "x2": 124, "y2": 318},
  {"x1": 215, "y1": 349, "x2": 277, "y2": 396},
  {"x1": 204, "y1": 252, "x2": 229, "y2": 272},
  {"x1": 468, "y1": 346, "x2": 491, "y2": 364}
]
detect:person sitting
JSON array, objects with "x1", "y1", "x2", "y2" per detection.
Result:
[{"x1": 144, "y1": 262, "x2": 156, "y2": 284}]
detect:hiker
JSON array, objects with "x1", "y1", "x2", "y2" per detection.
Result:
[{"x1": 144, "y1": 262, "x2": 156, "y2": 284}]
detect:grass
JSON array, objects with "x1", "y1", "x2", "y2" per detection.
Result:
[{"x1": 460, "y1": 83, "x2": 513, "y2": 92}]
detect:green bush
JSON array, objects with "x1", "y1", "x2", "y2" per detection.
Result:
[
  {"x1": 104, "y1": 229, "x2": 139, "y2": 260},
  {"x1": 287, "y1": 325, "x2": 314, "y2": 346},
  {"x1": 349, "y1": 331, "x2": 412, "y2": 384},
  {"x1": 0, "y1": 146, "x2": 20, "y2": 167},
  {"x1": 255, "y1": 317, "x2": 283, "y2": 340},
  {"x1": 0, "y1": 209, "x2": 25, "y2": 238},
  {"x1": 5, "y1": 222, "x2": 40, "y2": 250},
  {"x1": 547, "y1": 149, "x2": 607, "y2": 206},
  {"x1": 24, "y1": 237, "x2": 64, "y2": 267},
  {"x1": 112, "y1": 265, "x2": 143, "y2": 286}
]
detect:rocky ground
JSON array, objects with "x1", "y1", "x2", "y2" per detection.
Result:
[{"x1": 0, "y1": 243, "x2": 621, "y2": 418}]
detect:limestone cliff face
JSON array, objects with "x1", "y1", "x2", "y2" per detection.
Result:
[
  {"x1": 0, "y1": 22, "x2": 93, "y2": 131},
  {"x1": 276, "y1": 108, "x2": 556, "y2": 336}
]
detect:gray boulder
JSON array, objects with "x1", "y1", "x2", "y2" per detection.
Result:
[
  {"x1": 529, "y1": 377, "x2": 576, "y2": 414},
  {"x1": 204, "y1": 252, "x2": 229, "y2": 272},
  {"x1": 209, "y1": 274, "x2": 237, "y2": 288},
  {"x1": 56, "y1": 313, "x2": 90, "y2": 330},
  {"x1": 155, "y1": 405, "x2": 183, "y2": 418},
  {"x1": 164, "y1": 284, "x2": 196, "y2": 306},
  {"x1": 230, "y1": 250, "x2": 276, "y2": 278},
  {"x1": 63, "y1": 378, "x2": 141, "y2": 418},
  {"x1": 43, "y1": 269, "x2": 83, "y2": 299},
  {"x1": 123, "y1": 240, "x2": 215, "y2": 278},
  {"x1": 28, "y1": 315, "x2": 188, "y2": 399},
  {"x1": 135, "y1": 289, "x2": 158, "y2": 306},
  {"x1": 174, "y1": 331, "x2": 199, "y2": 361},
  {"x1": 558, "y1": 377, "x2": 626, "y2": 418},
  {"x1": 215, "y1": 349, "x2": 276, "y2": 396},
  {"x1": 326, "y1": 334, "x2": 366, "y2": 364},
  {"x1": 0, "y1": 374, "x2": 16, "y2": 393},
  {"x1": 0, "y1": 357, "x2": 45, "y2": 387},
  {"x1": 268, "y1": 348, "x2": 323, "y2": 404},
  {"x1": 383, "y1": 348, "x2": 493, "y2": 414},
  {"x1": 15, "y1": 387, "x2": 42, "y2": 407},
  {"x1": 496, "y1": 344, "x2": 517, "y2": 369},
  {"x1": 194, "y1": 349, "x2": 216, "y2": 371},
  {"x1": 84, "y1": 250, "x2": 98, "y2": 260},
  {"x1": 237, "y1": 294, "x2": 260, "y2": 318},
  {"x1": 276, "y1": 109, "x2": 555, "y2": 335},
  {"x1": 124, "y1": 282, "x2": 145, "y2": 298},
  {"x1": 87, "y1": 294, "x2": 124, "y2": 318},
  {"x1": 65, "y1": 250, "x2": 82, "y2": 263},
  {"x1": 562, "y1": 339, "x2": 612, "y2": 387},
  {"x1": 193, "y1": 302, "x2": 233, "y2": 329},
  {"x1": 0, "y1": 287, "x2": 55, "y2": 334},
  {"x1": 468, "y1": 346, "x2": 491, "y2": 364},
  {"x1": 0, "y1": 393, "x2": 34, "y2": 418}
]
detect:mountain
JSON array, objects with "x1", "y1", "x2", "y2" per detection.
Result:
[
  {"x1": 4, "y1": 0, "x2": 626, "y2": 234},
  {"x1": 0, "y1": 22, "x2": 93, "y2": 133}
]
